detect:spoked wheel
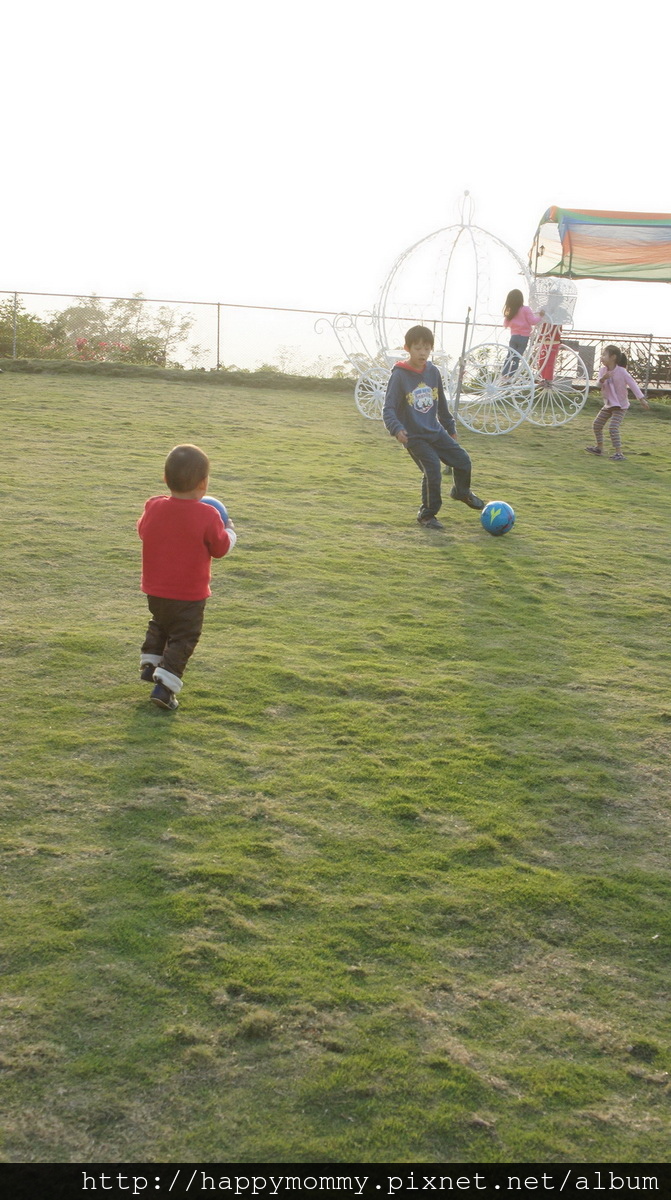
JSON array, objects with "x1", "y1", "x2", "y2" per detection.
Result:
[
  {"x1": 451, "y1": 342, "x2": 534, "y2": 435},
  {"x1": 354, "y1": 368, "x2": 389, "y2": 420},
  {"x1": 526, "y1": 342, "x2": 589, "y2": 426}
]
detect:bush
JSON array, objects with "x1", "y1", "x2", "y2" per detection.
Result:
[{"x1": 1, "y1": 294, "x2": 196, "y2": 368}]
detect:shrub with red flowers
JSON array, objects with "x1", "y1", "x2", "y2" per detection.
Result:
[
  {"x1": 1, "y1": 293, "x2": 196, "y2": 366},
  {"x1": 72, "y1": 338, "x2": 131, "y2": 362}
]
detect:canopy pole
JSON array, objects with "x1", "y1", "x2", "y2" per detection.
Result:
[
  {"x1": 453, "y1": 307, "x2": 472, "y2": 423},
  {"x1": 533, "y1": 227, "x2": 541, "y2": 281}
]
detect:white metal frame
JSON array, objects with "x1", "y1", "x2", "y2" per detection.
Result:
[{"x1": 316, "y1": 202, "x2": 589, "y2": 431}]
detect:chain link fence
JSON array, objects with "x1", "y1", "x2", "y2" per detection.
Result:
[
  {"x1": 0, "y1": 291, "x2": 354, "y2": 378},
  {"x1": 2, "y1": 290, "x2": 670, "y2": 389}
]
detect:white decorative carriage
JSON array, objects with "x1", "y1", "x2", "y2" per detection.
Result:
[{"x1": 317, "y1": 195, "x2": 590, "y2": 435}]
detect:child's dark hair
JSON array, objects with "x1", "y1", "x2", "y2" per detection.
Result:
[
  {"x1": 604, "y1": 344, "x2": 627, "y2": 367},
  {"x1": 405, "y1": 324, "x2": 434, "y2": 348},
  {"x1": 165, "y1": 443, "x2": 209, "y2": 492},
  {"x1": 503, "y1": 289, "x2": 524, "y2": 320}
]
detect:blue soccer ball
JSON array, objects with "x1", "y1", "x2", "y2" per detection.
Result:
[
  {"x1": 481, "y1": 500, "x2": 515, "y2": 537},
  {"x1": 201, "y1": 495, "x2": 229, "y2": 524}
]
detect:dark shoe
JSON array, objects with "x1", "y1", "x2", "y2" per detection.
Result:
[
  {"x1": 417, "y1": 515, "x2": 445, "y2": 530},
  {"x1": 151, "y1": 682, "x2": 179, "y2": 711},
  {"x1": 609, "y1": 452, "x2": 625, "y2": 461},
  {"x1": 585, "y1": 446, "x2": 602, "y2": 455},
  {"x1": 140, "y1": 663, "x2": 157, "y2": 682},
  {"x1": 450, "y1": 486, "x2": 484, "y2": 510}
]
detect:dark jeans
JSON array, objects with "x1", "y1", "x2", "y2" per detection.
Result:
[
  {"x1": 141, "y1": 596, "x2": 206, "y2": 679},
  {"x1": 406, "y1": 429, "x2": 472, "y2": 519},
  {"x1": 502, "y1": 334, "x2": 529, "y2": 377}
]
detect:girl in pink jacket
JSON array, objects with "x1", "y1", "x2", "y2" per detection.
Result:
[
  {"x1": 586, "y1": 345, "x2": 650, "y2": 461},
  {"x1": 502, "y1": 289, "x2": 544, "y2": 377}
]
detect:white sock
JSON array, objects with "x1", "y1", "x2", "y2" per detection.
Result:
[{"x1": 153, "y1": 667, "x2": 183, "y2": 695}]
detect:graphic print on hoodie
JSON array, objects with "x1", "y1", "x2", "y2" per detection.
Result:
[{"x1": 382, "y1": 360, "x2": 457, "y2": 440}]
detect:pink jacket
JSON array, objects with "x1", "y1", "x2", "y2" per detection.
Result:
[
  {"x1": 504, "y1": 306, "x2": 543, "y2": 336},
  {"x1": 598, "y1": 365, "x2": 644, "y2": 410}
]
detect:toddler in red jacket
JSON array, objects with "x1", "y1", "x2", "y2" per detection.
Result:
[{"x1": 137, "y1": 443, "x2": 236, "y2": 711}]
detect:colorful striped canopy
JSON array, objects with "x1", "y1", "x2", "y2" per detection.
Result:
[{"x1": 530, "y1": 207, "x2": 671, "y2": 282}]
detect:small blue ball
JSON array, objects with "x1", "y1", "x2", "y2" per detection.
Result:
[
  {"x1": 481, "y1": 500, "x2": 515, "y2": 537},
  {"x1": 201, "y1": 495, "x2": 229, "y2": 524}
]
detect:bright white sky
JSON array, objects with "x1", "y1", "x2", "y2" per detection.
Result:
[{"x1": 6, "y1": 0, "x2": 671, "y2": 362}]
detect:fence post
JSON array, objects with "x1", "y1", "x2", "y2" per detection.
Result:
[
  {"x1": 643, "y1": 333, "x2": 653, "y2": 397},
  {"x1": 12, "y1": 293, "x2": 18, "y2": 358},
  {"x1": 216, "y1": 303, "x2": 221, "y2": 369}
]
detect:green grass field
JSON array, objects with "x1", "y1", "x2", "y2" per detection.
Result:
[{"x1": 1, "y1": 373, "x2": 670, "y2": 1164}]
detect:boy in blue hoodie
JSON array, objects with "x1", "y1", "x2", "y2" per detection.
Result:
[{"x1": 383, "y1": 325, "x2": 483, "y2": 530}]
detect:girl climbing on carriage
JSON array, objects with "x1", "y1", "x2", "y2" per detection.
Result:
[{"x1": 502, "y1": 289, "x2": 544, "y2": 377}]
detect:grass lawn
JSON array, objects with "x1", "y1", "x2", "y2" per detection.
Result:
[{"x1": 1, "y1": 373, "x2": 670, "y2": 1164}]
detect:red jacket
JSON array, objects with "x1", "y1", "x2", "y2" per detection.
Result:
[{"x1": 138, "y1": 495, "x2": 233, "y2": 601}]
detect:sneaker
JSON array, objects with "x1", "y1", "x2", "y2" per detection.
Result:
[
  {"x1": 417, "y1": 515, "x2": 445, "y2": 530},
  {"x1": 151, "y1": 682, "x2": 179, "y2": 711},
  {"x1": 140, "y1": 663, "x2": 157, "y2": 682},
  {"x1": 609, "y1": 452, "x2": 626, "y2": 461},
  {"x1": 585, "y1": 446, "x2": 603, "y2": 455},
  {"x1": 450, "y1": 486, "x2": 484, "y2": 510}
]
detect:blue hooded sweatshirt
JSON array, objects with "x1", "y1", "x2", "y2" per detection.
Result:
[{"x1": 382, "y1": 360, "x2": 457, "y2": 440}]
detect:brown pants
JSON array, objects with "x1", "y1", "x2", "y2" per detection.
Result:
[{"x1": 141, "y1": 596, "x2": 206, "y2": 680}]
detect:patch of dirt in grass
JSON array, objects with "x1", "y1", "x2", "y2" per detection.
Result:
[
  {"x1": 575, "y1": 1104, "x2": 668, "y2": 1135},
  {"x1": 425, "y1": 1035, "x2": 514, "y2": 1094},
  {"x1": 423, "y1": 812, "x2": 475, "y2": 838},
  {"x1": 0, "y1": 995, "x2": 45, "y2": 1033},
  {"x1": 272, "y1": 831, "x2": 321, "y2": 861},
  {"x1": 1, "y1": 1109, "x2": 97, "y2": 1163},
  {"x1": 263, "y1": 703, "x2": 304, "y2": 719},
  {"x1": 236, "y1": 1008, "x2": 279, "y2": 1040},
  {"x1": 163, "y1": 1023, "x2": 213, "y2": 1046},
  {"x1": 121, "y1": 785, "x2": 210, "y2": 810},
  {"x1": 171, "y1": 938, "x2": 228, "y2": 974},
  {"x1": 626, "y1": 1066, "x2": 670, "y2": 1085},
  {"x1": 0, "y1": 1041, "x2": 64, "y2": 1075},
  {"x1": 488, "y1": 948, "x2": 640, "y2": 1005}
]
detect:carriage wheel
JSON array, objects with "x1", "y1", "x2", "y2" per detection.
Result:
[
  {"x1": 354, "y1": 368, "x2": 388, "y2": 420},
  {"x1": 526, "y1": 343, "x2": 589, "y2": 427},
  {"x1": 451, "y1": 342, "x2": 534, "y2": 435}
]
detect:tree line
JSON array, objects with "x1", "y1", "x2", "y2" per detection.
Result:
[{"x1": 0, "y1": 294, "x2": 201, "y2": 367}]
